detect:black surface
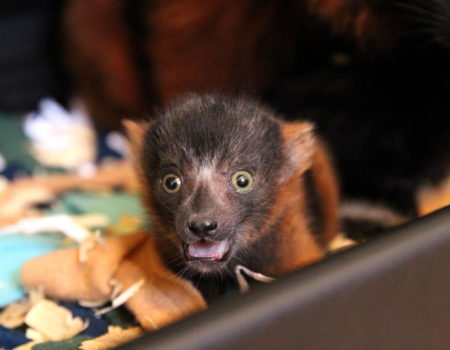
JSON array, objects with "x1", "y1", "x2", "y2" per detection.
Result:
[
  {"x1": 0, "y1": 1, "x2": 67, "y2": 113},
  {"x1": 122, "y1": 206, "x2": 450, "y2": 350}
]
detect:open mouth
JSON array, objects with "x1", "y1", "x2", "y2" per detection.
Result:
[{"x1": 184, "y1": 239, "x2": 230, "y2": 262}]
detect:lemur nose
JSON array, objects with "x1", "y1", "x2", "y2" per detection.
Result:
[{"x1": 188, "y1": 220, "x2": 218, "y2": 238}]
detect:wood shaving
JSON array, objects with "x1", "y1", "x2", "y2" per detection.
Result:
[
  {"x1": 95, "y1": 279, "x2": 145, "y2": 316},
  {"x1": 24, "y1": 299, "x2": 88, "y2": 341},
  {"x1": 0, "y1": 186, "x2": 53, "y2": 225},
  {"x1": 234, "y1": 265, "x2": 275, "y2": 293},
  {"x1": 24, "y1": 98, "x2": 96, "y2": 170},
  {"x1": 1, "y1": 214, "x2": 95, "y2": 242},
  {"x1": 327, "y1": 232, "x2": 357, "y2": 253},
  {"x1": 28, "y1": 288, "x2": 46, "y2": 305},
  {"x1": 25, "y1": 328, "x2": 46, "y2": 343},
  {"x1": 78, "y1": 299, "x2": 108, "y2": 308},
  {"x1": 0, "y1": 160, "x2": 137, "y2": 226},
  {"x1": 80, "y1": 326, "x2": 143, "y2": 350},
  {"x1": 108, "y1": 280, "x2": 123, "y2": 301},
  {"x1": 0, "y1": 300, "x2": 31, "y2": 328},
  {"x1": 79, "y1": 230, "x2": 106, "y2": 263},
  {"x1": 0, "y1": 289, "x2": 44, "y2": 328}
]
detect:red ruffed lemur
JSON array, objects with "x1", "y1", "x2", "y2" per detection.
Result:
[
  {"x1": 64, "y1": 0, "x2": 450, "y2": 239},
  {"x1": 125, "y1": 95, "x2": 339, "y2": 300}
]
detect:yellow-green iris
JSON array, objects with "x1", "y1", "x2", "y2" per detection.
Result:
[
  {"x1": 231, "y1": 170, "x2": 254, "y2": 192},
  {"x1": 162, "y1": 173, "x2": 182, "y2": 193}
]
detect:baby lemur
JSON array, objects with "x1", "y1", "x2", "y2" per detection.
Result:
[{"x1": 126, "y1": 95, "x2": 339, "y2": 300}]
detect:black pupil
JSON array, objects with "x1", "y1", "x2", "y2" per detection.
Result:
[
  {"x1": 236, "y1": 175, "x2": 249, "y2": 188},
  {"x1": 165, "y1": 177, "x2": 179, "y2": 190}
]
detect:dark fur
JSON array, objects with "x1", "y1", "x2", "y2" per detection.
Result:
[
  {"x1": 266, "y1": 0, "x2": 450, "y2": 221},
  {"x1": 142, "y1": 96, "x2": 283, "y2": 230},
  {"x1": 142, "y1": 96, "x2": 286, "y2": 274}
]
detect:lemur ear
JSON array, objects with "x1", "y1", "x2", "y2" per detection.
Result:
[
  {"x1": 123, "y1": 119, "x2": 151, "y2": 158},
  {"x1": 279, "y1": 121, "x2": 315, "y2": 183}
]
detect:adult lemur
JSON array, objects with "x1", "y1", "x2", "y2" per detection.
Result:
[{"x1": 65, "y1": 0, "x2": 450, "y2": 234}]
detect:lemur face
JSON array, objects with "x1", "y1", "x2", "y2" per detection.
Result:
[
  {"x1": 152, "y1": 161, "x2": 266, "y2": 273},
  {"x1": 140, "y1": 96, "x2": 286, "y2": 274}
]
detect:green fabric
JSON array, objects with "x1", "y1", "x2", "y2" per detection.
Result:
[
  {"x1": 48, "y1": 191, "x2": 147, "y2": 228},
  {"x1": 0, "y1": 113, "x2": 37, "y2": 171},
  {"x1": 102, "y1": 307, "x2": 139, "y2": 329},
  {"x1": 31, "y1": 335, "x2": 92, "y2": 350}
]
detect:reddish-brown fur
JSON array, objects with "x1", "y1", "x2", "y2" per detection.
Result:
[
  {"x1": 64, "y1": 0, "x2": 298, "y2": 129},
  {"x1": 64, "y1": 0, "x2": 403, "y2": 129},
  {"x1": 264, "y1": 173, "x2": 324, "y2": 275},
  {"x1": 149, "y1": 0, "x2": 294, "y2": 102},
  {"x1": 65, "y1": 0, "x2": 148, "y2": 129},
  {"x1": 311, "y1": 139, "x2": 340, "y2": 245},
  {"x1": 260, "y1": 123, "x2": 339, "y2": 275},
  {"x1": 306, "y1": 0, "x2": 402, "y2": 49}
]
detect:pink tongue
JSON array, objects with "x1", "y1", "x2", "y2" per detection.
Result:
[{"x1": 187, "y1": 240, "x2": 229, "y2": 260}]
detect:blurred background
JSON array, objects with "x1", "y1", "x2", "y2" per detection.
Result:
[
  {"x1": 0, "y1": 1, "x2": 66, "y2": 113},
  {"x1": 0, "y1": 0, "x2": 449, "y2": 219}
]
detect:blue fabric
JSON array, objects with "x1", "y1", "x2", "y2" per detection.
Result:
[
  {"x1": 1, "y1": 163, "x2": 31, "y2": 180},
  {"x1": 0, "y1": 325, "x2": 29, "y2": 349},
  {"x1": 0, "y1": 303, "x2": 114, "y2": 349},
  {"x1": 0, "y1": 305, "x2": 138, "y2": 349},
  {"x1": 95, "y1": 131, "x2": 123, "y2": 163},
  {"x1": 60, "y1": 303, "x2": 109, "y2": 337},
  {"x1": 0, "y1": 233, "x2": 70, "y2": 307}
]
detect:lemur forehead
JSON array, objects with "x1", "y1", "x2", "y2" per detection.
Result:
[
  {"x1": 185, "y1": 163, "x2": 229, "y2": 204},
  {"x1": 146, "y1": 96, "x2": 285, "y2": 172},
  {"x1": 187, "y1": 159, "x2": 227, "y2": 178},
  {"x1": 197, "y1": 164, "x2": 218, "y2": 179}
]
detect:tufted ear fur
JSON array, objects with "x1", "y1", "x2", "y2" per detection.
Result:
[
  {"x1": 279, "y1": 121, "x2": 315, "y2": 184},
  {"x1": 123, "y1": 119, "x2": 151, "y2": 159}
]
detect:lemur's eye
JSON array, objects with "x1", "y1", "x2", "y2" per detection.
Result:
[
  {"x1": 162, "y1": 174, "x2": 182, "y2": 193},
  {"x1": 231, "y1": 171, "x2": 254, "y2": 192}
]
